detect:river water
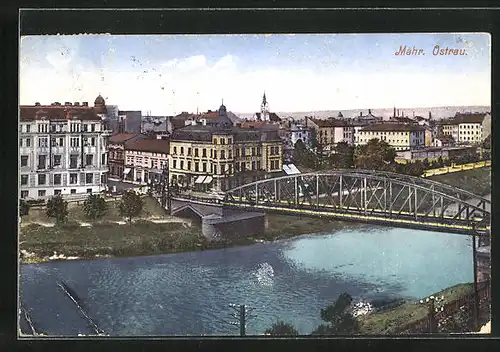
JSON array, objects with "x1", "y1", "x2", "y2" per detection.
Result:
[{"x1": 19, "y1": 225, "x2": 473, "y2": 336}]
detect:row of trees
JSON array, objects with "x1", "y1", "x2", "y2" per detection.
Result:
[
  {"x1": 293, "y1": 138, "x2": 488, "y2": 177},
  {"x1": 264, "y1": 292, "x2": 359, "y2": 336},
  {"x1": 20, "y1": 190, "x2": 145, "y2": 225}
]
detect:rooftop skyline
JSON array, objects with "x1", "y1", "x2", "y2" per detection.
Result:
[{"x1": 20, "y1": 33, "x2": 490, "y2": 115}]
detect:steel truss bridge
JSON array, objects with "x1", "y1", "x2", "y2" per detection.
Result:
[{"x1": 219, "y1": 170, "x2": 491, "y2": 235}]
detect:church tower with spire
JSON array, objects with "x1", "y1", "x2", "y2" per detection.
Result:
[{"x1": 260, "y1": 91, "x2": 269, "y2": 122}]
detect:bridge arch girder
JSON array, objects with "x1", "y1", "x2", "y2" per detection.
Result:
[{"x1": 223, "y1": 170, "x2": 490, "y2": 230}]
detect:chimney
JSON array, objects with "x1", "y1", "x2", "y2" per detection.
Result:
[
  {"x1": 429, "y1": 111, "x2": 432, "y2": 119},
  {"x1": 82, "y1": 102, "x2": 89, "y2": 106},
  {"x1": 64, "y1": 102, "x2": 72, "y2": 106},
  {"x1": 397, "y1": 109, "x2": 399, "y2": 116},
  {"x1": 368, "y1": 109, "x2": 372, "y2": 115},
  {"x1": 54, "y1": 102, "x2": 61, "y2": 106},
  {"x1": 74, "y1": 102, "x2": 80, "y2": 106},
  {"x1": 360, "y1": 112, "x2": 362, "y2": 117},
  {"x1": 35, "y1": 102, "x2": 41, "y2": 106}
]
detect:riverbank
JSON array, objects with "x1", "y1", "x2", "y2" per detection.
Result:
[
  {"x1": 19, "y1": 214, "x2": 361, "y2": 263},
  {"x1": 427, "y1": 166, "x2": 491, "y2": 196}
]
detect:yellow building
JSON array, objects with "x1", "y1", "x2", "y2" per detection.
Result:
[
  {"x1": 169, "y1": 103, "x2": 283, "y2": 191},
  {"x1": 356, "y1": 123, "x2": 425, "y2": 151}
]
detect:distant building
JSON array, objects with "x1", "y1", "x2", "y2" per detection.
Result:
[
  {"x1": 115, "y1": 110, "x2": 142, "y2": 134},
  {"x1": 439, "y1": 112, "x2": 491, "y2": 145},
  {"x1": 433, "y1": 134, "x2": 455, "y2": 148},
  {"x1": 107, "y1": 133, "x2": 147, "y2": 180},
  {"x1": 141, "y1": 115, "x2": 173, "y2": 139},
  {"x1": 352, "y1": 109, "x2": 383, "y2": 125},
  {"x1": 19, "y1": 97, "x2": 109, "y2": 199},
  {"x1": 396, "y1": 146, "x2": 479, "y2": 162},
  {"x1": 290, "y1": 123, "x2": 313, "y2": 149},
  {"x1": 124, "y1": 139, "x2": 170, "y2": 184},
  {"x1": 305, "y1": 116, "x2": 356, "y2": 150},
  {"x1": 252, "y1": 92, "x2": 282, "y2": 123},
  {"x1": 356, "y1": 123, "x2": 425, "y2": 151}
]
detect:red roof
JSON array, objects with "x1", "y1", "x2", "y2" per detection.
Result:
[
  {"x1": 109, "y1": 133, "x2": 141, "y2": 144},
  {"x1": 20, "y1": 105, "x2": 100, "y2": 122},
  {"x1": 126, "y1": 138, "x2": 170, "y2": 154}
]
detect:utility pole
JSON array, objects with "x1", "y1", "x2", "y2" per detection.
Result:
[
  {"x1": 471, "y1": 222, "x2": 480, "y2": 330},
  {"x1": 223, "y1": 304, "x2": 257, "y2": 337},
  {"x1": 239, "y1": 304, "x2": 246, "y2": 337},
  {"x1": 160, "y1": 159, "x2": 171, "y2": 214}
]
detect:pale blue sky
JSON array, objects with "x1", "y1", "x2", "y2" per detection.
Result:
[{"x1": 20, "y1": 33, "x2": 490, "y2": 115}]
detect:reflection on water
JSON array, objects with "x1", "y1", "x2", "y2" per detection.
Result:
[{"x1": 19, "y1": 225, "x2": 473, "y2": 336}]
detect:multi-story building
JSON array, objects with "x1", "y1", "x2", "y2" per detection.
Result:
[
  {"x1": 440, "y1": 112, "x2": 491, "y2": 145},
  {"x1": 356, "y1": 123, "x2": 425, "y2": 151},
  {"x1": 169, "y1": 103, "x2": 283, "y2": 191},
  {"x1": 141, "y1": 115, "x2": 173, "y2": 137},
  {"x1": 290, "y1": 123, "x2": 313, "y2": 148},
  {"x1": 124, "y1": 139, "x2": 170, "y2": 184},
  {"x1": 108, "y1": 133, "x2": 147, "y2": 180},
  {"x1": 305, "y1": 117, "x2": 356, "y2": 150},
  {"x1": 19, "y1": 99, "x2": 110, "y2": 199}
]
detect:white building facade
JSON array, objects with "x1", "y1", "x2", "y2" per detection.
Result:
[{"x1": 19, "y1": 100, "x2": 109, "y2": 200}]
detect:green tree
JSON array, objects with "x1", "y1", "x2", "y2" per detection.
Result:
[
  {"x1": 437, "y1": 156, "x2": 444, "y2": 168},
  {"x1": 119, "y1": 190, "x2": 144, "y2": 224},
  {"x1": 482, "y1": 135, "x2": 491, "y2": 150},
  {"x1": 83, "y1": 194, "x2": 108, "y2": 221},
  {"x1": 264, "y1": 320, "x2": 299, "y2": 336},
  {"x1": 46, "y1": 194, "x2": 69, "y2": 225},
  {"x1": 19, "y1": 199, "x2": 30, "y2": 217},
  {"x1": 311, "y1": 292, "x2": 360, "y2": 335},
  {"x1": 332, "y1": 141, "x2": 355, "y2": 169},
  {"x1": 293, "y1": 139, "x2": 318, "y2": 169},
  {"x1": 354, "y1": 139, "x2": 396, "y2": 170}
]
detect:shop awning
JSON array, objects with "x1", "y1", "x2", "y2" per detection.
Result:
[
  {"x1": 203, "y1": 176, "x2": 213, "y2": 184},
  {"x1": 123, "y1": 168, "x2": 131, "y2": 175},
  {"x1": 195, "y1": 176, "x2": 206, "y2": 184}
]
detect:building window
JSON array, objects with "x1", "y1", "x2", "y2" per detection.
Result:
[
  {"x1": 21, "y1": 190, "x2": 29, "y2": 198},
  {"x1": 228, "y1": 137, "x2": 233, "y2": 144},
  {"x1": 86, "y1": 154, "x2": 93, "y2": 166},
  {"x1": 173, "y1": 146, "x2": 177, "y2": 155},
  {"x1": 25, "y1": 138, "x2": 31, "y2": 147},
  {"x1": 101, "y1": 153, "x2": 106, "y2": 165},
  {"x1": 70, "y1": 155, "x2": 78, "y2": 169},
  {"x1": 252, "y1": 147, "x2": 256, "y2": 156},
  {"x1": 20, "y1": 155, "x2": 28, "y2": 167},
  {"x1": 52, "y1": 155, "x2": 61, "y2": 167},
  {"x1": 202, "y1": 148, "x2": 207, "y2": 158},
  {"x1": 21, "y1": 175, "x2": 28, "y2": 185},
  {"x1": 54, "y1": 174, "x2": 62, "y2": 185},
  {"x1": 202, "y1": 163, "x2": 207, "y2": 172},
  {"x1": 241, "y1": 162, "x2": 246, "y2": 171},
  {"x1": 37, "y1": 155, "x2": 46, "y2": 169},
  {"x1": 187, "y1": 161, "x2": 192, "y2": 171},
  {"x1": 180, "y1": 160, "x2": 184, "y2": 170},
  {"x1": 38, "y1": 190, "x2": 46, "y2": 197},
  {"x1": 180, "y1": 147, "x2": 184, "y2": 155},
  {"x1": 87, "y1": 188, "x2": 92, "y2": 194},
  {"x1": 70, "y1": 189, "x2": 76, "y2": 194},
  {"x1": 91, "y1": 137, "x2": 96, "y2": 146},
  {"x1": 38, "y1": 174, "x2": 46, "y2": 185},
  {"x1": 173, "y1": 160, "x2": 177, "y2": 169},
  {"x1": 195, "y1": 162, "x2": 199, "y2": 172},
  {"x1": 213, "y1": 137, "x2": 218, "y2": 145},
  {"x1": 26, "y1": 125, "x2": 31, "y2": 133},
  {"x1": 214, "y1": 150, "x2": 217, "y2": 159},
  {"x1": 38, "y1": 138, "x2": 48, "y2": 148},
  {"x1": 236, "y1": 148, "x2": 240, "y2": 157},
  {"x1": 257, "y1": 160, "x2": 261, "y2": 169},
  {"x1": 69, "y1": 173, "x2": 78, "y2": 184},
  {"x1": 194, "y1": 148, "x2": 199, "y2": 157},
  {"x1": 91, "y1": 124, "x2": 95, "y2": 132},
  {"x1": 54, "y1": 189, "x2": 62, "y2": 195},
  {"x1": 228, "y1": 150, "x2": 232, "y2": 159},
  {"x1": 188, "y1": 148, "x2": 192, "y2": 156},
  {"x1": 221, "y1": 150, "x2": 226, "y2": 159},
  {"x1": 251, "y1": 161, "x2": 256, "y2": 170}
]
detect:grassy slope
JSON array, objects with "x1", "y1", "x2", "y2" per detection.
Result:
[
  {"x1": 427, "y1": 167, "x2": 491, "y2": 196},
  {"x1": 359, "y1": 283, "x2": 474, "y2": 334}
]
